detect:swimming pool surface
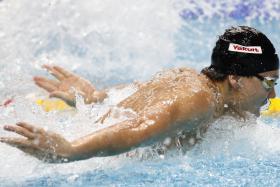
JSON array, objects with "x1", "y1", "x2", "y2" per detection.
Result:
[{"x1": 1, "y1": 0, "x2": 280, "y2": 186}]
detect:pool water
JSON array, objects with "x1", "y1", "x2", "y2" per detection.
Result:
[{"x1": 1, "y1": 0, "x2": 280, "y2": 186}]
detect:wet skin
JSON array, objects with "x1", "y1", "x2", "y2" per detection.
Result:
[
  {"x1": 224, "y1": 70, "x2": 279, "y2": 117},
  {"x1": 0, "y1": 65, "x2": 278, "y2": 161}
]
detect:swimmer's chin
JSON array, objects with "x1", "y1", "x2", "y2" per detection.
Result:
[
  {"x1": 251, "y1": 107, "x2": 261, "y2": 117},
  {"x1": 254, "y1": 110, "x2": 261, "y2": 117},
  {"x1": 245, "y1": 109, "x2": 261, "y2": 117}
]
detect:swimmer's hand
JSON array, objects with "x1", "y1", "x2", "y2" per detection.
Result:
[
  {"x1": 34, "y1": 65, "x2": 107, "y2": 106},
  {"x1": 0, "y1": 122, "x2": 74, "y2": 162}
]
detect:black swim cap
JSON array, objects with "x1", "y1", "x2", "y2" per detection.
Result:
[{"x1": 210, "y1": 26, "x2": 279, "y2": 76}]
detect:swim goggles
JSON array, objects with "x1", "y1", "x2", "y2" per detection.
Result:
[{"x1": 255, "y1": 74, "x2": 278, "y2": 91}]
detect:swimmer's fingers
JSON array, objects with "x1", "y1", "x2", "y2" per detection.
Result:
[
  {"x1": 43, "y1": 65, "x2": 65, "y2": 81},
  {"x1": 34, "y1": 76, "x2": 59, "y2": 92},
  {"x1": 34, "y1": 76, "x2": 59, "y2": 87},
  {"x1": 53, "y1": 65, "x2": 75, "y2": 78},
  {"x1": 50, "y1": 91, "x2": 75, "y2": 106},
  {"x1": 34, "y1": 77, "x2": 58, "y2": 92},
  {"x1": 0, "y1": 137, "x2": 47, "y2": 158},
  {"x1": 3, "y1": 124, "x2": 35, "y2": 139},
  {"x1": 16, "y1": 122, "x2": 44, "y2": 134},
  {"x1": 0, "y1": 137, "x2": 33, "y2": 148}
]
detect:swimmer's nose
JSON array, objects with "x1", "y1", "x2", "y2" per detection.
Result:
[{"x1": 268, "y1": 87, "x2": 276, "y2": 99}]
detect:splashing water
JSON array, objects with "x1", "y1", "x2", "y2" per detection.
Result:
[{"x1": 1, "y1": 0, "x2": 280, "y2": 186}]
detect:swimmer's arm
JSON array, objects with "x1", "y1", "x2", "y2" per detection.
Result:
[
  {"x1": 0, "y1": 103, "x2": 175, "y2": 162},
  {"x1": 69, "y1": 93, "x2": 212, "y2": 160},
  {"x1": 69, "y1": 102, "x2": 177, "y2": 160},
  {"x1": 0, "y1": 93, "x2": 210, "y2": 162}
]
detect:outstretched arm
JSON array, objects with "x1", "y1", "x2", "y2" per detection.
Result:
[
  {"x1": 0, "y1": 102, "x2": 177, "y2": 162},
  {"x1": 70, "y1": 102, "x2": 176, "y2": 159},
  {"x1": 34, "y1": 65, "x2": 107, "y2": 106}
]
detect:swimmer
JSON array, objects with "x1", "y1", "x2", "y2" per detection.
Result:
[{"x1": 0, "y1": 26, "x2": 279, "y2": 162}]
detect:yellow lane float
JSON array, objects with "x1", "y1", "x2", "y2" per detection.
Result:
[
  {"x1": 36, "y1": 99, "x2": 72, "y2": 112},
  {"x1": 3, "y1": 96, "x2": 280, "y2": 115},
  {"x1": 261, "y1": 98, "x2": 280, "y2": 116},
  {"x1": 35, "y1": 97, "x2": 280, "y2": 115}
]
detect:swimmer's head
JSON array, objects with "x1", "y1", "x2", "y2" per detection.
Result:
[{"x1": 202, "y1": 26, "x2": 279, "y2": 81}]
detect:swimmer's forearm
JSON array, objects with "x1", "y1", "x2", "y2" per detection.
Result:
[
  {"x1": 68, "y1": 107, "x2": 173, "y2": 160},
  {"x1": 68, "y1": 120, "x2": 144, "y2": 160}
]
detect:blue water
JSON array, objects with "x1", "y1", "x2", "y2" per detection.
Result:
[{"x1": 1, "y1": 1, "x2": 280, "y2": 186}]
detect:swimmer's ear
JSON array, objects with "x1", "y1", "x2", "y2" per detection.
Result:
[{"x1": 228, "y1": 75, "x2": 241, "y2": 90}]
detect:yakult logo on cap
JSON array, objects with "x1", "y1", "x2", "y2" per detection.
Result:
[{"x1": 228, "y1": 43, "x2": 262, "y2": 54}]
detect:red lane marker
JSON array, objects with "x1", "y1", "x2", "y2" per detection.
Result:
[{"x1": 0, "y1": 99, "x2": 14, "y2": 107}]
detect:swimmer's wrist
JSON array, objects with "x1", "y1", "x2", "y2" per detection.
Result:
[
  {"x1": 47, "y1": 142, "x2": 80, "y2": 162},
  {"x1": 61, "y1": 143, "x2": 85, "y2": 161}
]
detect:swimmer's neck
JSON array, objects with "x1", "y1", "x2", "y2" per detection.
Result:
[{"x1": 212, "y1": 80, "x2": 247, "y2": 119}]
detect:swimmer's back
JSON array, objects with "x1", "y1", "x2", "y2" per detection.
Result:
[{"x1": 118, "y1": 68, "x2": 216, "y2": 118}]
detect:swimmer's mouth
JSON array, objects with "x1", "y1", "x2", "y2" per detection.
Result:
[
  {"x1": 262, "y1": 98, "x2": 270, "y2": 106},
  {"x1": 257, "y1": 98, "x2": 270, "y2": 116}
]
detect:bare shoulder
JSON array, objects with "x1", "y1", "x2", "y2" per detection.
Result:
[
  {"x1": 119, "y1": 67, "x2": 215, "y2": 118},
  {"x1": 171, "y1": 68, "x2": 216, "y2": 121}
]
